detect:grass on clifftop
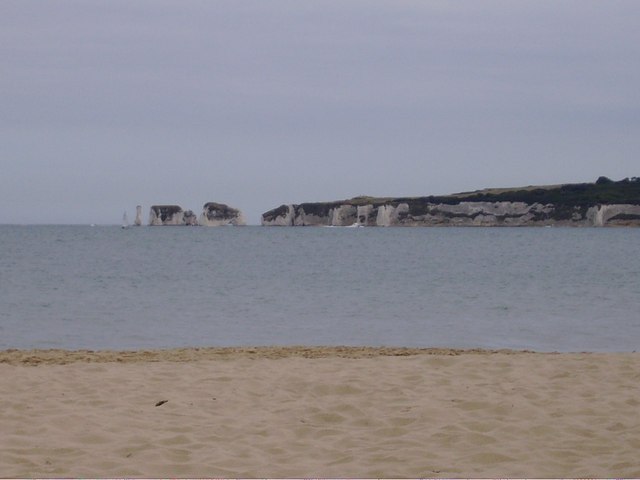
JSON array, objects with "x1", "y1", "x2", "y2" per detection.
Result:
[{"x1": 349, "y1": 176, "x2": 640, "y2": 208}]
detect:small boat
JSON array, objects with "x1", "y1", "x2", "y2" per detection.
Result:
[{"x1": 121, "y1": 211, "x2": 129, "y2": 229}]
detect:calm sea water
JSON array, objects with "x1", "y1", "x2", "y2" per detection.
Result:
[{"x1": 1, "y1": 225, "x2": 638, "y2": 352}]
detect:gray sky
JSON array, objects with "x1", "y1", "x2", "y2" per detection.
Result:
[{"x1": 1, "y1": 0, "x2": 639, "y2": 224}]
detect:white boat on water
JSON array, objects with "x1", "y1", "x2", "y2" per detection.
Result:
[{"x1": 121, "y1": 211, "x2": 129, "y2": 229}]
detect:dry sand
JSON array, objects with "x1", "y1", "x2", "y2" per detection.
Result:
[{"x1": 1, "y1": 346, "x2": 639, "y2": 478}]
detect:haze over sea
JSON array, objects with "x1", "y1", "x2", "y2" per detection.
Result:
[{"x1": 1, "y1": 225, "x2": 638, "y2": 352}]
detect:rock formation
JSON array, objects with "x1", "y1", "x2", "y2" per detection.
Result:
[
  {"x1": 148, "y1": 202, "x2": 245, "y2": 226},
  {"x1": 199, "y1": 202, "x2": 246, "y2": 226},
  {"x1": 134, "y1": 205, "x2": 142, "y2": 226},
  {"x1": 149, "y1": 205, "x2": 198, "y2": 226},
  {"x1": 261, "y1": 177, "x2": 640, "y2": 227}
]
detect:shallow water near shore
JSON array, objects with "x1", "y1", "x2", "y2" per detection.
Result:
[{"x1": 1, "y1": 225, "x2": 638, "y2": 351}]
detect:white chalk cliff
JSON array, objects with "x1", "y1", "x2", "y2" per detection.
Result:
[
  {"x1": 262, "y1": 201, "x2": 640, "y2": 227},
  {"x1": 148, "y1": 203, "x2": 245, "y2": 226},
  {"x1": 261, "y1": 178, "x2": 640, "y2": 227},
  {"x1": 149, "y1": 205, "x2": 198, "y2": 226},
  {"x1": 199, "y1": 202, "x2": 246, "y2": 226}
]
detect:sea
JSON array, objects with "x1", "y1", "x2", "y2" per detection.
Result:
[{"x1": 1, "y1": 225, "x2": 638, "y2": 352}]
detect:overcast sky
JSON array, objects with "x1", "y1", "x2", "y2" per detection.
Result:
[{"x1": 1, "y1": 0, "x2": 639, "y2": 224}]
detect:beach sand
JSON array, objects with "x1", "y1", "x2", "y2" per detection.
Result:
[{"x1": 1, "y1": 347, "x2": 639, "y2": 478}]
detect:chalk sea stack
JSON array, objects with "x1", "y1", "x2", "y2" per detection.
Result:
[
  {"x1": 149, "y1": 205, "x2": 198, "y2": 226},
  {"x1": 199, "y1": 202, "x2": 246, "y2": 226},
  {"x1": 148, "y1": 203, "x2": 245, "y2": 226},
  {"x1": 134, "y1": 205, "x2": 142, "y2": 226},
  {"x1": 261, "y1": 177, "x2": 640, "y2": 227}
]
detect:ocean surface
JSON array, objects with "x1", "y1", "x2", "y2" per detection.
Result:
[{"x1": 1, "y1": 225, "x2": 638, "y2": 352}]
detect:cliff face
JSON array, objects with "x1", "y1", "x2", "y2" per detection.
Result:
[
  {"x1": 199, "y1": 202, "x2": 246, "y2": 226},
  {"x1": 261, "y1": 177, "x2": 640, "y2": 227},
  {"x1": 149, "y1": 205, "x2": 198, "y2": 226}
]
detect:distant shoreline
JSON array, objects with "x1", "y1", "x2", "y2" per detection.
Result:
[{"x1": 1, "y1": 346, "x2": 632, "y2": 365}]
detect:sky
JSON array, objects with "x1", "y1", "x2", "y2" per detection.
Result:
[{"x1": 1, "y1": 0, "x2": 639, "y2": 225}]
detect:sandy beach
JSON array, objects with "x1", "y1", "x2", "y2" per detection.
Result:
[{"x1": 1, "y1": 347, "x2": 639, "y2": 478}]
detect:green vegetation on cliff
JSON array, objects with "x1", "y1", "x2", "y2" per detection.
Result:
[
  {"x1": 338, "y1": 177, "x2": 639, "y2": 208},
  {"x1": 393, "y1": 177, "x2": 640, "y2": 219},
  {"x1": 445, "y1": 176, "x2": 640, "y2": 206}
]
